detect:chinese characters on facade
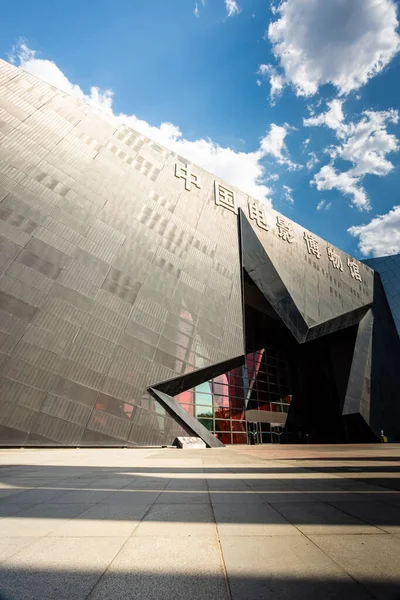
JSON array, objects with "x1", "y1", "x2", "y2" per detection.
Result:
[
  {"x1": 347, "y1": 258, "x2": 362, "y2": 282},
  {"x1": 173, "y1": 163, "x2": 363, "y2": 282},
  {"x1": 248, "y1": 200, "x2": 269, "y2": 231},
  {"x1": 276, "y1": 216, "x2": 294, "y2": 243},
  {"x1": 214, "y1": 181, "x2": 238, "y2": 215},
  {"x1": 304, "y1": 232, "x2": 321, "y2": 258},
  {"x1": 174, "y1": 163, "x2": 201, "y2": 191},
  {"x1": 327, "y1": 247, "x2": 344, "y2": 272}
]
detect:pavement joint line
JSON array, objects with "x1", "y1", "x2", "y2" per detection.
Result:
[
  {"x1": 322, "y1": 498, "x2": 393, "y2": 535},
  {"x1": 83, "y1": 486, "x2": 174, "y2": 600},
  {"x1": 83, "y1": 534, "x2": 135, "y2": 600},
  {"x1": 303, "y1": 532, "x2": 379, "y2": 600},
  {"x1": 0, "y1": 536, "x2": 43, "y2": 567},
  {"x1": 0, "y1": 446, "x2": 399, "y2": 600},
  {"x1": 206, "y1": 466, "x2": 233, "y2": 600}
]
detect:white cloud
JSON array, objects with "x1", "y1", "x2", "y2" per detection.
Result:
[
  {"x1": 307, "y1": 101, "x2": 399, "y2": 210},
  {"x1": 340, "y1": 109, "x2": 399, "y2": 176},
  {"x1": 317, "y1": 199, "x2": 332, "y2": 211},
  {"x1": 266, "y1": 173, "x2": 279, "y2": 182},
  {"x1": 303, "y1": 138, "x2": 310, "y2": 148},
  {"x1": 267, "y1": 0, "x2": 400, "y2": 98},
  {"x1": 304, "y1": 99, "x2": 346, "y2": 134},
  {"x1": 348, "y1": 206, "x2": 400, "y2": 256},
  {"x1": 259, "y1": 123, "x2": 301, "y2": 171},
  {"x1": 257, "y1": 64, "x2": 284, "y2": 103},
  {"x1": 282, "y1": 184, "x2": 294, "y2": 205},
  {"x1": 306, "y1": 151, "x2": 319, "y2": 170},
  {"x1": 194, "y1": 0, "x2": 206, "y2": 17},
  {"x1": 225, "y1": 0, "x2": 240, "y2": 17},
  {"x1": 10, "y1": 41, "x2": 276, "y2": 204},
  {"x1": 312, "y1": 164, "x2": 369, "y2": 210}
]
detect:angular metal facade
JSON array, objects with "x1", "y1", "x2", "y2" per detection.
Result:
[
  {"x1": 364, "y1": 254, "x2": 400, "y2": 336},
  {"x1": 0, "y1": 59, "x2": 398, "y2": 446}
]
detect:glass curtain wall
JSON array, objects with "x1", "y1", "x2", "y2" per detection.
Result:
[{"x1": 174, "y1": 348, "x2": 292, "y2": 444}]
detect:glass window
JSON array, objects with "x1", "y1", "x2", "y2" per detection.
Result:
[
  {"x1": 175, "y1": 390, "x2": 194, "y2": 406},
  {"x1": 231, "y1": 408, "x2": 246, "y2": 420},
  {"x1": 195, "y1": 405, "x2": 213, "y2": 419},
  {"x1": 214, "y1": 405, "x2": 230, "y2": 419},
  {"x1": 195, "y1": 391, "x2": 213, "y2": 407},
  {"x1": 231, "y1": 420, "x2": 246, "y2": 432},
  {"x1": 217, "y1": 431, "x2": 232, "y2": 445},
  {"x1": 214, "y1": 419, "x2": 231, "y2": 432},
  {"x1": 198, "y1": 417, "x2": 213, "y2": 431},
  {"x1": 180, "y1": 403, "x2": 195, "y2": 416},
  {"x1": 231, "y1": 431, "x2": 247, "y2": 444},
  {"x1": 195, "y1": 382, "x2": 212, "y2": 395},
  {"x1": 173, "y1": 343, "x2": 293, "y2": 445},
  {"x1": 214, "y1": 395, "x2": 229, "y2": 409},
  {"x1": 213, "y1": 374, "x2": 229, "y2": 397}
]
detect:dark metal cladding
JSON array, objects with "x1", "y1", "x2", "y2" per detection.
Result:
[{"x1": 363, "y1": 254, "x2": 400, "y2": 335}]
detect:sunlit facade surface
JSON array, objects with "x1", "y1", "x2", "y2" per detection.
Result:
[{"x1": 0, "y1": 58, "x2": 399, "y2": 447}]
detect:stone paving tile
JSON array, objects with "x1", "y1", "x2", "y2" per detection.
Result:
[
  {"x1": 4, "y1": 488, "x2": 65, "y2": 504},
  {"x1": 0, "y1": 488, "x2": 29, "y2": 500},
  {"x1": 242, "y1": 478, "x2": 296, "y2": 491},
  {"x1": 257, "y1": 491, "x2": 320, "y2": 502},
  {"x1": 0, "y1": 502, "x2": 38, "y2": 518},
  {"x1": 220, "y1": 535, "x2": 372, "y2": 600},
  {"x1": 310, "y1": 490, "x2": 386, "y2": 503},
  {"x1": 47, "y1": 503, "x2": 152, "y2": 537},
  {"x1": 83, "y1": 477, "x2": 137, "y2": 490},
  {"x1": 0, "y1": 537, "x2": 126, "y2": 600},
  {"x1": 330, "y1": 500, "x2": 400, "y2": 534},
  {"x1": 213, "y1": 502, "x2": 301, "y2": 536},
  {"x1": 101, "y1": 490, "x2": 161, "y2": 505},
  {"x1": 164, "y1": 479, "x2": 208, "y2": 491},
  {"x1": 155, "y1": 491, "x2": 210, "y2": 503},
  {"x1": 310, "y1": 534, "x2": 400, "y2": 600},
  {"x1": 0, "y1": 503, "x2": 90, "y2": 536},
  {"x1": 122, "y1": 477, "x2": 169, "y2": 490},
  {"x1": 133, "y1": 503, "x2": 216, "y2": 537},
  {"x1": 0, "y1": 446, "x2": 399, "y2": 600},
  {"x1": 383, "y1": 493, "x2": 400, "y2": 507},
  {"x1": 87, "y1": 537, "x2": 229, "y2": 600},
  {"x1": 0, "y1": 538, "x2": 41, "y2": 563},
  {"x1": 47, "y1": 489, "x2": 115, "y2": 504},
  {"x1": 210, "y1": 491, "x2": 265, "y2": 504},
  {"x1": 207, "y1": 480, "x2": 250, "y2": 491},
  {"x1": 271, "y1": 501, "x2": 383, "y2": 535}
]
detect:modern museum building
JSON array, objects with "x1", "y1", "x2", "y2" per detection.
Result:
[{"x1": 0, "y1": 59, "x2": 399, "y2": 448}]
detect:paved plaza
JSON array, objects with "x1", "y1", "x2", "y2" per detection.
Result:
[{"x1": 0, "y1": 444, "x2": 399, "y2": 600}]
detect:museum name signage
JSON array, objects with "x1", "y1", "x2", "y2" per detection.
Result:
[{"x1": 175, "y1": 163, "x2": 363, "y2": 282}]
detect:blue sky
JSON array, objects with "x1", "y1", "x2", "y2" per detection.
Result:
[{"x1": 1, "y1": 0, "x2": 400, "y2": 258}]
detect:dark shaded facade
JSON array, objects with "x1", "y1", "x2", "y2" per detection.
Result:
[
  {"x1": 0, "y1": 59, "x2": 399, "y2": 447},
  {"x1": 363, "y1": 254, "x2": 400, "y2": 336}
]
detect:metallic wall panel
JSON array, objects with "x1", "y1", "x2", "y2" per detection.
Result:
[
  {"x1": 364, "y1": 254, "x2": 400, "y2": 335},
  {"x1": 0, "y1": 58, "x2": 398, "y2": 446},
  {"x1": 240, "y1": 209, "x2": 373, "y2": 341},
  {"x1": 0, "y1": 58, "x2": 243, "y2": 446}
]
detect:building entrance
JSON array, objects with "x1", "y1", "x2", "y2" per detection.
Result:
[{"x1": 247, "y1": 422, "x2": 283, "y2": 445}]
